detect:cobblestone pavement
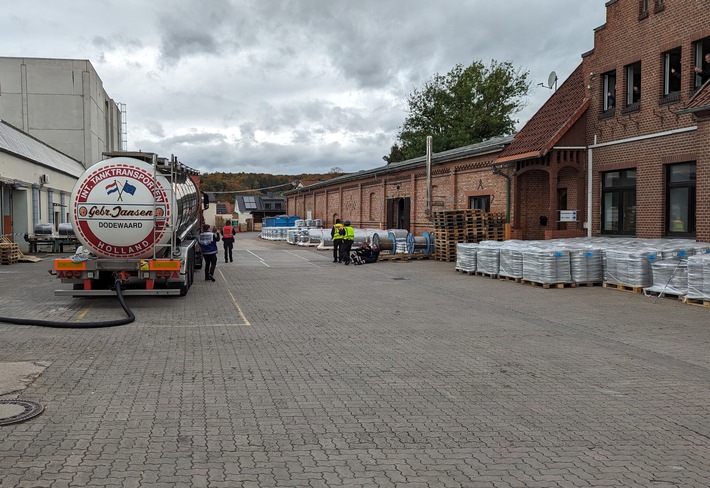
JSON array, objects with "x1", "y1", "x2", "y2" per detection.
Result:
[{"x1": 1, "y1": 232, "x2": 709, "y2": 487}]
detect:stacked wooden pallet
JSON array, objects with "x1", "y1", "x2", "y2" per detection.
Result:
[
  {"x1": 0, "y1": 242, "x2": 20, "y2": 265},
  {"x1": 433, "y1": 210, "x2": 506, "y2": 262},
  {"x1": 486, "y1": 213, "x2": 506, "y2": 241}
]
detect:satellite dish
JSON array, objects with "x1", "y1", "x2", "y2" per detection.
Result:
[
  {"x1": 548, "y1": 71, "x2": 558, "y2": 90},
  {"x1": 537, "y1": 70, "x2": 559, "y2": 91}
]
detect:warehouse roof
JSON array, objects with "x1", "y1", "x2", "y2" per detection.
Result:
[
  {"x1": 284, "y1": 134, "x2": 514, "y2": 194},
  {"x1": 0, "y1": 119, "x2": 85, "y2": 178}
]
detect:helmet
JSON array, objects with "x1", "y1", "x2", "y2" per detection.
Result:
[{"x1": 344, "y1": 220, "x2": 351, "y2": 226}]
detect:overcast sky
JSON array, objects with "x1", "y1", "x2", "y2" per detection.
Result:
[{"x1": 3, "y1": 1, "x2": 606, "y2": 175}]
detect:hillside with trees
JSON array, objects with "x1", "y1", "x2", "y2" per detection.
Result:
[{"x1": 200, "y1": 171, "x2": 343, "y2": 194}]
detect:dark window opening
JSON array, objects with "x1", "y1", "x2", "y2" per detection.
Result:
[
  {"x1": 626, "y1": 62, "x2": 641, "y2": 107},
  {"x1": 666, "y1": 162, "x2": 696, "y2": 236},
  {"x1": 638, "y1": 0, "x2": 649, "y2": 19},
  {"x1": 663, "y1": 48, "x2": 682, "y2": 96},
  {"x1": 694, "y1": 38, "x2": 710, "y2": 89},
  {"x1": 602, "y1": 169, "x2": 636, "y2": 235},
  {"x1": 603, "y1": 71, "x2": 616, "y2": 112},
  {"x1": 469, "y1": 195, "x2": 490, "y2": 212}
]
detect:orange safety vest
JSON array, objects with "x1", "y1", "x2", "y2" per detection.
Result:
[{"x1": 222, "y1": 225, "x2": 234, "y2": 239}]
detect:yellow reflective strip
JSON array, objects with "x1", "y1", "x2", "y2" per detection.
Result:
[
  {"x1": 54, "y1": 260, "x2": 86, "y2": 270},
  {"x1": 149, "y1": 260, "x2": 181, "y2": 270}
]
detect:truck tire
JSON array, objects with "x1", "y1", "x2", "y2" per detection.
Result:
[{"x1": 178, "y1": 249, "x2": 195, "y2": 296}]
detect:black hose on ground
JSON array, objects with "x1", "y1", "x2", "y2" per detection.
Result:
[{"x1": 0, "y1": 280, "x2": 135, "y2": 328}]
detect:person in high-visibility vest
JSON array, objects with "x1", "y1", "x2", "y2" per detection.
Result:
[
  {"x1": 330, "y1": 219, "x2": 345, "y2": 263},
  {"x1": 222, "y1": 220, "x2": 235, "y2": 263},
  {"x1": 340, "y1": 220, "x2": 355, "y2": 265}
]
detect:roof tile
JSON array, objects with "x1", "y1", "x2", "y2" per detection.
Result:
[{"x1": 496, "y1": 64, "x2": 587, "y2": 163}]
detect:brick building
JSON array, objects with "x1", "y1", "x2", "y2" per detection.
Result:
[
  {"x1": 286, "y1": 0, "x2": 710, "y2": 242},
  {"x1": 285, "y1": 137, "x2": 513, "y2": 236},
  {"x1": 584, "y1": 0, "x2": 710, "y2": 242}
]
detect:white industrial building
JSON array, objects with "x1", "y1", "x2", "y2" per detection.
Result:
[
  {"x1": 0, "y1": 57, "x2": 123, "y2": 167},
  {"x1": 0, "y1": 57, "x2": 123, "y2": 251}
]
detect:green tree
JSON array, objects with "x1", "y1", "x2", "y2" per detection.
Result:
[{"x1": 388, "y1": 60, "x2": 530, "y2": 162}]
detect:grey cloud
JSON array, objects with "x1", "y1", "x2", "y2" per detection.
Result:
[{"x1": 3, "y1": 0, "x2": 606, "y2": 176}]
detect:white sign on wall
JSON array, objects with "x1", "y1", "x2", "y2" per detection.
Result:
[{"x1": 559, "y1": 210, "x2": 578, "y2": 222}]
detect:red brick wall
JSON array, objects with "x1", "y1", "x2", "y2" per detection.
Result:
[
  {"x1": 287, "y1": 157, "x2": 512, "y2": 235},
  {"x1": 517, "y1": 169, "x2": 550, "y2": 240},
  {"x1": 586, "y1": 0, "x2": 710, "y2": 240}
]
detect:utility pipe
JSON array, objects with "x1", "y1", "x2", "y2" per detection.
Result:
[
  {"x1": 425, "y1": 136, "x2": 432, "y2": 216},
  {"x1": 587, "y1": 136, "x2": 594, "y2": 237},
  {"x1": 491, "y1": 164, "x2": 511, "y2": 224}
]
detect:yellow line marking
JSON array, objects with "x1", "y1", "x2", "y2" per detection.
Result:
[
  {"x1": 218, "y1": 269, "x2": 251, "y2": 325},
  {"x1": 76, "y1": 302, "x2": 94, "y2": 321}
]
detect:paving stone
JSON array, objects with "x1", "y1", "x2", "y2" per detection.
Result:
[{"x1": 1, "y1": 234, "x2": 710, "y2": 486}]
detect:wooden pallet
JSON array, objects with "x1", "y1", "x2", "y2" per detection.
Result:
[
  {"x1": 499, "y1": 275, "x2": 523, "y2": 283},
  {"x1": 455, "y1": 268, "x2": 477, "y2": 275},
  {"x1": 681, "y1": 297, "x2": 710, "y2": 308},
  {"x1": 0, "y1": 237, "x2": 42, "y2": 263},
  {"x1": 379, "y1": 254, "x2": 430, "y2": 262},
  {"x1": 574, "y1": 281, "x2": 603, "y2": 287},
  {"x1": 0, "y1": 242, "x2": 21, "y2": 265},
  {"x1": 0, "y1": 255, "x2": 19, "y2": 265},
  {"x1": 643, "y1": 289, "x2": 683, "y2": 300},
  {"x1": 434, "y1": 256, "x2": 456, "y2": 262},
  {"x1": 521, "y1": 280, "x2": 577, "y2": 289},
  {"x1": 475, "y1": 271, "x2": 499, "y2": 279},
  {"x1": 603, "y1": 281, "x2": 645, "y2": 294}
]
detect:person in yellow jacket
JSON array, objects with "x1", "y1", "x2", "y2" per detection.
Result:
[
  {"x1": 340, "y1": 220, "x2": 355, "y2": 265},
  {"x1": 330, "y1": 219, "x2": 345, "y2": 263}
]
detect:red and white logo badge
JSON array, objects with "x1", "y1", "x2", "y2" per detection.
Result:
[{"x1": 71, "y1": 158, "x2": 171, "y2": 259}]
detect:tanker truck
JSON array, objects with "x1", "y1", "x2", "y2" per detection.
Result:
[{"x1": 52, "y1": 151, "x2": 205, "y2": 296}]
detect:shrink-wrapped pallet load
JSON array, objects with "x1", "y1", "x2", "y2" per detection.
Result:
[
  {"x1": 522, "y1": 246, "x2": 572, "y2": 285},
  {"x1": 644, "y1": 259, "x2": 689, "y2": 296},
  {"x1": 686, "y1": 254, "x2": 710, "y2": 300},
  {"x1": 499, "y1": 240, "x2": 526, "y2": 279},
  {"x1": 568, "y1": 246, "x2": 604, "y2": 283},
  {"x1": 455, "y1": 243, "x2": 478, "y2": 273},
  {"x1": 476, "y1": 240, "x2": 503, "y2": 275},
  {"x1": 603, "y1": 246, "x2": 659, "y2": 288}
]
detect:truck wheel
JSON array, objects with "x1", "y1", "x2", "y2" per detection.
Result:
[{"x1": 178, "y1": 250, "x2": 195, "y2": 296}]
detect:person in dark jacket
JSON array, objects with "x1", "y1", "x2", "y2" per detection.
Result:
[
  {"x1": 198, "y1": 223, "x2": 220, "y2": 281},
  {"x1": 694, "y1": 52, "x2": 710, "y2": 84},
  {"x1": 354, "y1": 241, "x2": 380, "y2": 264}
]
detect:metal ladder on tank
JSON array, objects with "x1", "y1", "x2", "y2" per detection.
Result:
[{"x1": 151, "y1": 153, "x2": 178, "y2": 261}]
